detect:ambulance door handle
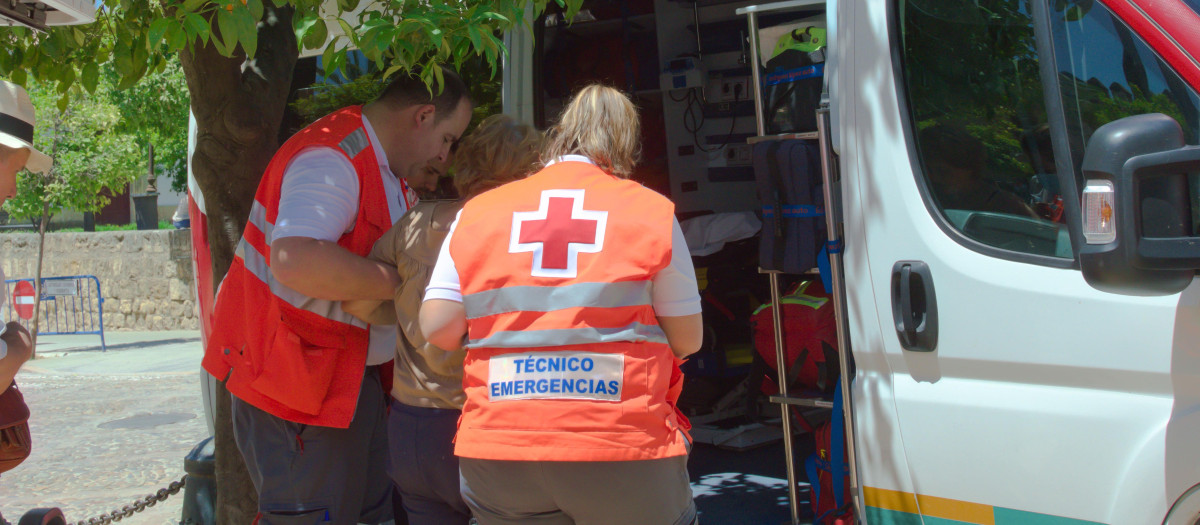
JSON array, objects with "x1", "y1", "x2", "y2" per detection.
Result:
[{"x1": 891, "y1": 261, "x2": 938, "y2": 352}]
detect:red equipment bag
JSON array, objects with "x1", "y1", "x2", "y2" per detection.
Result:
[
  {"x1": 750, "y1": 280, "x2": 840, "y2": 396},
  {"x1": 808, "y1": 421, "x2": 853, "y2": 523}
]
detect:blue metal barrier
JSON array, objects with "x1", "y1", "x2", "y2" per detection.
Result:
[{"x1": 4, "y1": 275, "x2": 106, "y2": 352}]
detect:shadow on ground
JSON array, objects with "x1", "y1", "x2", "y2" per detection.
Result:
[{"x1": 690, "y1": 438, "x2": 816, "y2": 524}]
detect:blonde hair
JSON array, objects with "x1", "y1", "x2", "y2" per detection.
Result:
[
  {"x1": 542, "y1": 84, "x2": 641, "y2": 178},
  {"x1": 452, "y1": 114, "x2": 544, "y2": 197}
]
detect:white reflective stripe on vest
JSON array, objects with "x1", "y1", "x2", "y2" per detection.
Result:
[
  {"x1": 234, "y1": 237, "x2": 367, "y2": 329},
  {"x1": 466, "y1": 322, "x2": 668, "y2": 349},
  {"x1": 462, "y1": 281, "x2": 653, "y2": 320},
  {"x1": 246, "y1": 201, "x2": 274, "y2": 241},
  {"x1": 338, "y1": 128, "x2": 369, "y2": 159}
]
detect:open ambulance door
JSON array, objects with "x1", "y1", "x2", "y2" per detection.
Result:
[{"x1": 842, "y1": 0, "x2": 1200, "y2": 523}]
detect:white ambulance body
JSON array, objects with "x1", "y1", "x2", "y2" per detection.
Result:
[{"x1": 504, "y1": 0, "x2": 1200, "y2": 523}]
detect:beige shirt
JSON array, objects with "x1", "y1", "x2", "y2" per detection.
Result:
[{"x1": 343, "y1": 199, "x2": 466, "y2": 409}]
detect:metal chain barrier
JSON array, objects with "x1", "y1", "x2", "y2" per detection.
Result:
[{"x1": 69, "y1": 474, "x2": 187, "y2": 525}]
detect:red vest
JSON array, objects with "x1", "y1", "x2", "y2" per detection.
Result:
[
  {"x1": 202, "y1": 106, "x2": 393, "y2": 428},
  {"x1": 450, "y1": 160, "x2": 691, "y2": 461}
]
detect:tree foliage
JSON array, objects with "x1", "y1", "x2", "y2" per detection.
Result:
[
  {"x1": 0, "y1": 0, "x2": 577, "y2": 105},
  {"x1": 290, "y1": 53, "x2": 503, "y2": 131},
  {"x1": 4, "y1": 76, "x2": 141, "y2": 222},
  {"x1": 107, "y1": 55, "x2": 191, "y2": 193}
]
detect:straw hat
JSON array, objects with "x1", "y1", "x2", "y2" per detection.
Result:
[{"x1": 0, "y1": 79, "x2": 52, "y2": 174}]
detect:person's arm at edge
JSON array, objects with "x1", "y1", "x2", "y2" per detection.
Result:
[
  {"x1": 421, "y1": 213, "x2": 466, "y2": 351},
  {"x1": 272, "y1": 237, "x2": 401, "y2": 301},
  {"x1": 0, "y1": 322, "x2": 32, "y2": 390},
  {"x1": 269, "y1": 147, "x2": 402, "y2": 301},
  {"x1": 341, "y1": 220, "x2": 405, "y2": 322},
  {"x1": 654, "y1": 218, "x2": 704, "y2": 359},
  {"x1": 659, "y1": 313, "x2": 703, "y2": 359},
  {"x1": 420, "y1": 299, "x2": 467, "y2": 352}
]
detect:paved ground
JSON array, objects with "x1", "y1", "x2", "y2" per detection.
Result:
[
  {"x1": 0, "y1": 331, "x2": 797, "y2": 524},
  {"x1": 0, "y1": 331, "x2": 207, "y2": 524}
]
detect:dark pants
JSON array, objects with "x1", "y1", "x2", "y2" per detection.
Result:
[
  {"x1": 459, "y1": 456, "x2": 697, "y2": 525},
  {"x1": 386, "y1": 400, "x2": 471, "y2": 525},
  {"x1": 232, "y1": 370, "x2": 392, "y2": 524}
]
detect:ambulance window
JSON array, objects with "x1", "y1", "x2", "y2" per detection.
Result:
[
  {"x1": 1046, "y1": 2, "x2": 1200, "y2": 234},
  {"x1": 899, "y1": 0, "x2": 1073, "y2": 260}
]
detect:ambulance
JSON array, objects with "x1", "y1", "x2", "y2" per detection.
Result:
[{"x1": 496, "y1": 0, "x2": 1200, "y2": 524}]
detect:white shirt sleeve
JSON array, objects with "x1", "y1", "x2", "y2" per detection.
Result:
[
  {"x1": 651, "y1": 218, "x2": 703, "y2": 317},
  {"x1": 272, "y1": 146, "x2": 360, "y2": 242},
  {"x1": 424, "y1": 214, "x2": 463, "y2": 303}
]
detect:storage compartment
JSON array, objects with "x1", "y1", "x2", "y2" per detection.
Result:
[{"x1": 530, "y1": 0, "x2": 832, "y2": 442}]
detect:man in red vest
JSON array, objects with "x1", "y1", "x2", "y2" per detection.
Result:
[
  {"x1": 203, "y1": 68, "x2": 472, "y2": 524},
  {"x1": 421, "y1": 84, "x2": 703, "y2": 525}
]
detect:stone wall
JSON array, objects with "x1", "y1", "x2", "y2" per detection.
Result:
[{"x1": 0, "y1": 230, "x2": 197, "y2": 331}]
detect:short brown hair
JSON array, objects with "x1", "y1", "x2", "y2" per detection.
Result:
[
  {"x1": 542, "y1": 84, "x2": 641, "y2": 178},
  {"x1": 452, "y1": 114, "x2": 544, "y2": 197},
  {"x1": 376, "y1": 65, "x2": 471, "y2": 122}
]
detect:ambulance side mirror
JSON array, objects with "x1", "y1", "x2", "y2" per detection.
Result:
[{"x1": 1079, "y1": 113, "x2": 1200, "y2": 296}]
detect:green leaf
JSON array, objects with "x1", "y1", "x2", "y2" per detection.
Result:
[
  {"x1": 210, "y1": 24, "x2": 232, "y2": 56},
  {"x1": 165, "y1": 22, "x2": 187, "y2": 50},
  {"x1": 247, "y1": 0, "x2": 264, "y2": 22},
  {"x1": 479, "y1": 11, "x2": 510, "y2": 23},
  {"x1": 237, "y1": 12, "x2": 258, "y2": 57},
  {"x1": 382, "y1": 64, "x2": 404, "y2": 80},
  {"x1": 321, "y1": 44, "x2": 338, "y2": 76},
  {"x1": 149, "y1": 18, "x2": 173, "y2": 48},
  {"x1": 432, "y1": 60, "x2": 444, "y2": 92},
  {"x1": 337, "y1": 0, "x2": 360, "y2": 12},
  {"x1": 56, "y1": 93, "x2": 69, "y2": 113},
  {"x1": 303, "y1": 18, "x2": 328, "y2": 50},
  {"x1": 217, "y1": 10, "x2": 240, "y2": 56},
  {"x1": 56, "y1": 69, "x2": 75, "y2": 94},
  {"x1": 182, "y1": 0, "x2": 207, "y2": 11},
  {"x1": 337, "y1": 18, "x2": 355, "y2": 46},
  {"x1": 183, "y1": 12, "x2": 211, "y2": 45},
  {"x1": 294, "y1": 14, "x2": 318, "y2": 42},
  {"x1": 467, "y1": 24, "x2": 482, "y2": 52},
  {"x1": 72, "y1": 28, "x2": 85, "y2": 47},
  {"x1": 10, "y1": 69, "x2": 25, "y2": 86},
  {"x1": 81, "y1": 62, "x2": 99, "y2": 94}
]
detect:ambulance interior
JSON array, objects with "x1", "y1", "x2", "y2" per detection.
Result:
[{"x1": 526, "y1": 1, "x2": 834, "y2": 520}]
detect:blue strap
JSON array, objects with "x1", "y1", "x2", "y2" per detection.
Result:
[
  {"x1": 830, "y1": 380, "x2": 847, "y2": 508},
  {"x1": 805, "y1": 451, "x2": 825, "y2": 521},
  {"x1": 825, "y1": 239, "x2": 843, "y2": 254},
  {"x1": 764, "y1": 63, "x2": 825, "y2": 86},
  {"x1": 817, "y1": 245, "x2": 832, "y2": 293},
  {"x1": 762, "y1": 204, "x2": 825, "y2": 218}
]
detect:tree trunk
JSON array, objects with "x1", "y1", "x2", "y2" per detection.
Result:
[
  {"x1": 30, "y1": 199, "x2": 48, "y2": 358},
  {"x1": 178, "y1": 6, "x2": 298, "y2": 522}
]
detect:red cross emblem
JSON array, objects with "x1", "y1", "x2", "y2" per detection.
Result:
[{"x1": 511, "y1": 189, "x2": 608, "y2": 278}]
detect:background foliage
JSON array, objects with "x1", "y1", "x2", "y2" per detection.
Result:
[{"x1": 4, "y1": 74, "x2": 141, "y2": 223}]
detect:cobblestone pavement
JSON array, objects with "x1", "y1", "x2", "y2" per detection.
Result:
[{"x1": 0, "y1": 337, "x2": 208, "y2": 524}]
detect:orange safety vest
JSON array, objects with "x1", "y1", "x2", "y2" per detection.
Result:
[
  {"x1": 202, "y1": 106, "x2": 393, "y2": 429},
  {"x1": 450, "y1": 160, "x2": 691, "y2": 462}
]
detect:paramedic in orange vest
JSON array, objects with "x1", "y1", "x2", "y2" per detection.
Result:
[
  {"x1": 203, "y1": 67, "x2": 473, "y2": 524},
  {"x1": 421, "y1": 84, "x2": 704, "y2": 525}
]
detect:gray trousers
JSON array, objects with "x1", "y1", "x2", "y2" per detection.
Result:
[
  {"x1": 459, "y1": 456, "x2": 697, "y2": 525},
  {"x1": 231, "y1": 369, "x2": 392, "y2": 524}
]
